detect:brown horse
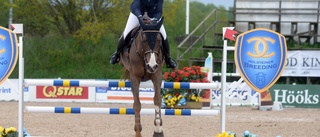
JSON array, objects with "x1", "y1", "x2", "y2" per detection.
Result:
[{"x1": 120, "y1": 16, "x2": 165, "y2": 137}]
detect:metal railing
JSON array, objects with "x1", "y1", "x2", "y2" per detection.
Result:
[
  {"x1": 176, "y1": 9, "x2": 232, "y2": 68},
  {"x1": 176, "y1": 9, "x2": 217, "y2": 68}
]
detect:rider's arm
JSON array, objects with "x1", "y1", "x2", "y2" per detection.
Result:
[
  {"x1": 154, "y1": 0, "x2": 163, "y2": 20},
  {"x1": 130, "y1": 0, "x2": 142, "y2": 18}
]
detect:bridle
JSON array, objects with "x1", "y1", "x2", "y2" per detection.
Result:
[{"x1": 133, "y1": 29, "x2": 163, "y2": 66}]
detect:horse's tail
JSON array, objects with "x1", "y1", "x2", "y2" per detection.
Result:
[{"x1": 121, "y1": 68, "x2": 130, "y2": 80}]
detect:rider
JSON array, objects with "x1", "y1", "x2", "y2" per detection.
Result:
[{"x1": 109, "y1": 0, "x2": 177, "y2": 68}]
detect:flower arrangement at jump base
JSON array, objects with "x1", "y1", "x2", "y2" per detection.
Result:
[
  {"x1": 0, "y1": 126, "x2": 31, "y2": 137},
  {"x1": 0, "y1": 126, "x2": 17, "y2": 137},
  {"x1": 161, "y1": 65, "x2": 211, "y2": 108},
  {"x1": 215, "y1": 131, "x2": 257, "y2": 137},
  {"x1": 215, "y1": 131, "x2": 236, "y2": 137},
  {"x1": 215, "y1": 131, "x2": 281, "y2": 137}
]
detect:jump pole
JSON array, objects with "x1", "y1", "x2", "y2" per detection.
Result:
[
  {"x1": 24, "y1": 79, "x2": 220, "y2": 90},
  {"x1": 221, "y1": 27, "x2": 238, "y2": 133},
  {"x1": 25, "y1": 106, "x2": 219, "y2": 116},
  {"x1": 13, "y1": 23, "x2": 24, "y2": 137}
]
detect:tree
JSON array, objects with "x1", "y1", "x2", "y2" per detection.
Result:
[
  {"x1": 73, "y1": 0, "x2": 131, "y2": 44},
  {"x1": 13, "y1": 0, "x2": 53, "y2": 36},
  {"x1": 0, "y1": 1, "x2": 11, "y2": 28}
]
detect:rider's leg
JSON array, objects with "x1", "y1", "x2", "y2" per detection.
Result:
[
  {"x1": 110, "y1": 35, "x2": 126, "y2": 64},
  {"x1": 110, "y1": 12, "x2": 139, "y2": 64},
  {"x1": 160, "y1": 25, "x2": 177, "y2": 68}
]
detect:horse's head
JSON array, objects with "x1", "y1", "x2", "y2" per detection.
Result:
[{"x1": 137, "y1": 17, "x2": 164, "y2": 74}]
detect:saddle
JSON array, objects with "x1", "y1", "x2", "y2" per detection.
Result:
[{"x1": 123, "y1": 27, "x2": 141, "y2": 53}]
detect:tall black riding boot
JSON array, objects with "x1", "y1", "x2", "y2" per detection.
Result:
[
  {"x1": 163, "y1": 39, "x2": 177, "y2": 68},
  {"x1": 110, "y1": 35, "x2": 126, "y2": 64}
]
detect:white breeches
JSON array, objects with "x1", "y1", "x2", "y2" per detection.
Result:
[{"x1": 123, "y1": 12, "x2": 167, "y2": 40}]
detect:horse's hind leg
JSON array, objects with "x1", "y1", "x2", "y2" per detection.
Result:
[{"x1": 153, "y1": 79, "x2": 164, "y2": 137}]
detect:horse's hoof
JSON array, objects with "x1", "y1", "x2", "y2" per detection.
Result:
[{"x1": 153, "y1": 132, "x2": 164, "y2": 137}]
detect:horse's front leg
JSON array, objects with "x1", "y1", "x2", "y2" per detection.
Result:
[
  {"x1": 153, "y1": 78, "x2": 164, "y2": 137},
  {"x1": 131, "y1": 79, "x2": 142, "y2": 137}
]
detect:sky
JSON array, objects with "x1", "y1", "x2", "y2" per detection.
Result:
[{"x1": 190, "y1": 0, "x2": 235, "y2": 8}]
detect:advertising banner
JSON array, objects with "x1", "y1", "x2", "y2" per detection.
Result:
[
  {"x1": 95, "y1": 79, "x2": 155, "y2": 104},
  {"x1": 102, "y1": 87, "x2": 155, "y2": 104},
  {"x1": 283, "y1": 50, "x2": 320, "y2": 77},
  {"x1": 29, "y1": 85, "x2": 95, "y2": 102},
  {"x1": 26, "y1": 79, "x2": 96, "y2": 102},
  {"x1": 36, "y1": 86, "x2": 89, "y2": 99},
  {"x1": 0, "y1": 79, "x2": 29, "y2": 101},
  {"x1": 27, "y1": 79, "x2": 96, "y2": 102},
  {"x1": 95, "y1": 86, "x2": 108, "y2": 102},
  {"x1": 211, "y1": 82, "x2": 259, "y2": 106},
  {"x1": 95, "y1": 81, "x2": 259, "y2": 105},
  {"x1": 270, "y1": 84, "x2": 320, "y2": 108},
  {"x1": 0, "y1": 79, "x2": 19, "y2": 101}
]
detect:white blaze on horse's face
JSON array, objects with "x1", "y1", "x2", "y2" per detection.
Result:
[
  {"x1": 149, "y1": 52, "x2": 157, "y2": 66},
  {"x1": 146, "y1": 51, "x2": 158, "y2": 73},
  {"x1": 143, "y1": 31, "x2": 161, "y2": 74}
]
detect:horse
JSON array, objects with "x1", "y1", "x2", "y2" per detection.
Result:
[{"x1": 119, "y1": 15, "x2": 165, "y2": 137}]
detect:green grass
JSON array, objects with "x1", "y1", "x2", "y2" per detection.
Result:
[
  {"x1": 9, "y1": 35, "x2": 127, "y2": 79},
  {"x1": 9, "y1": 35, "x2": 181, "y2": 79}
]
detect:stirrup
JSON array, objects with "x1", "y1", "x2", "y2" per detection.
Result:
[
  {"x1": 166, "y1": 58, "x2": 177, "y2": 68},
  {"x1": 109, "y1": 52, "x2": 120, "y2": 64}
]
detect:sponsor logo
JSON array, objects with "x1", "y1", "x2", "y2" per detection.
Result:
[
  {"x1": 107, "y1": 87, "x2": 154, "y2": 92},
  {"x1": 36, "y1": 86, "x2": 88, "y2": 99},
  {"x1": 0, "y1": 87, "x2": 11, "y2": 93},
  {"x1": 0, "y1": 27, "x2": 18, "y2": 85},
  {"x1": 274, "y1": 89, "x2": 319, "y2": 105},
  {"x1": 212, "y1": 89, "x2": 258, "y2": 100},
  {"x1": 96, "y1": 87, "x2": 107, "y2": 93},
  {"x1": 96, "y1": 87, "x2": 155, "y2": 93},
  {"x1": 235, "y1": 28, "x2": 287, "y2": 92}
]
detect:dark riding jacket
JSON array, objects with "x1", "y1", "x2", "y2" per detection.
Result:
[{"x1": 130, "y1": 0, "x2": 163, "y2": 20}]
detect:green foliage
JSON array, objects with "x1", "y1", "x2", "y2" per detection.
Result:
[
  {"x1": 0, "y1": 1, "x2": 10, "y2": 28},
  {"x1": 73, "y1": 0, "x2": 131, "y2": 44},
  {"x1": 13, "y1": 0, "x2": 53, "y2": 36},
  {"x1": 7, "y1": 0, "x2": 317, "y2": 85},
  {"x1": 10, "y1": 35, "x2": 122, "y2": 79}
]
